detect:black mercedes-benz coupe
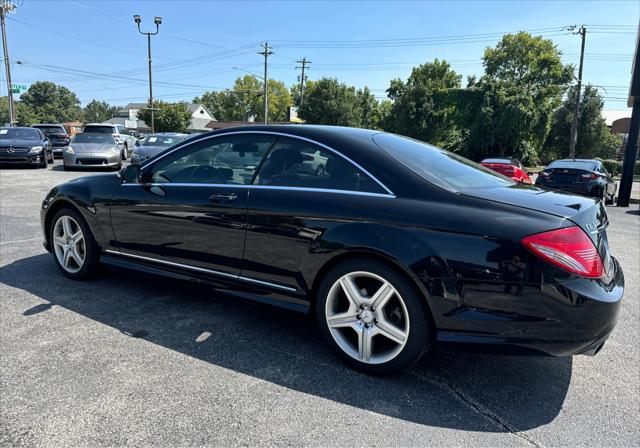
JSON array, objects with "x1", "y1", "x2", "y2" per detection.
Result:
[{"x1": 40, "y1": 125, "x2": 624, "y2": 374}]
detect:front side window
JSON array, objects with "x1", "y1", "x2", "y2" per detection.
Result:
[
  {"x1": 254, "y1": 137, "x2": 384, "y2": 194},
  {"x1": 146, "y1": 134, "x2": 275, "y2": 185}
]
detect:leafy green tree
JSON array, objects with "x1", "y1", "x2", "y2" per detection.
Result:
[
  {"x1": 137, "y1": 101, "x2": 191, "y2": 133},
  {"x1": 19, "y1": 81, "x2": 83, "y2": 123},
  {"x1": 544, "y1": 85, "x2": 622, "y2": 161},
  {"x1": 298, "y1": 77, "x2": 362, "y2": 126},
  {"x1": 290, "y1": 79, "x2": 316, "y2": 107},
  {"x1": 382, "y1": 59, "x2": 462, "y2": 147},
  {"x1": 83, "y1": 100, "x2": 117, "y2": 123},
  {"x1": 263, "y1": 79, "x2": 293, "y2": 122},
  {"x1": 357, "y1": 87, "x2": 383, "y2": 129},
  {"x1": 195, "y1": 75, "x2": 292, "y2": 122},
  {"x1": 461, "y1": 32, "x2": 572, "y2": 164},
  {"x1": 0, "y1": 97, "x2": 38, "y2": 126}
]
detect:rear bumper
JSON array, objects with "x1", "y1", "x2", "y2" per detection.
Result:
[{"x1": 437, "y1": 257, "x2": 624, "y2": 357}]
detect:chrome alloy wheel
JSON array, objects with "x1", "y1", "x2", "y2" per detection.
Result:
[
  {"x1": 52, "y1": 215, "x2": 86, "y2": 274},
  {"x1": 325, "y1": 271, "x2": 410, "y2": 364}
]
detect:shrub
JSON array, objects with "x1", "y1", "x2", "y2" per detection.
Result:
[{"x1": 599, "y1": 159, "x2": 623, "y2": 176}]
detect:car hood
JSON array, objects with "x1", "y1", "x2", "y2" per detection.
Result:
[
  {"x1": 0, "y1": 138, "x2": 44, "y2": 147},
  {"x1": 72, "y1": 143, "x2": 118, "y2": 153},
  {"x1": 461, "y1": 184, "x2": 597, "y2": 220},
  {"x1": 133, "y1": 145, "x2": 167, "y2": 157}
]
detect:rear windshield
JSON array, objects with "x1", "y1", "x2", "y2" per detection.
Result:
[
  {"x1": 0, "y1": 128, "x2": 41, "y2": 140},
  {"x1": 72, "y1": 133, "x2": 116, "y2": 144},
  {"x1": 547, "y1": 160, "x2": 597, "y2": 171},
  {"x1": 141, "y1": 135, "x2": 185, "y2": 147},
  {"x1": 482, "y1": 158, "x2": 515, "y2": 165},
  {"x1": 83, "y1": 125, "x2": 115, "y2": 134},
  {"x1": 372, "y1": 133, "x2": 514, "y2": 191},
  {"x1": 33, "y1": 126, "x2": 66, "y2": 135}
]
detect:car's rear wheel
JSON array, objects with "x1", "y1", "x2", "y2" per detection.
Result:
[
  {"x1": 121, "y1": 144, "x2": 128, "y2": 160},
  {"x1": 316, "y1": 259, "x2": 432, "y2": 374},
  {"x1": 50, "y1": 208, "x2": 100, "y2": 279}
]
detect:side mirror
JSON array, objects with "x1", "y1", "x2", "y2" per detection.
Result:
[
  {"x1": 120, "y1": 164, "x2": 140, "y2": 183},
  {"x1": 135, "y1": 141, "x2": 140, "y2": 147}
]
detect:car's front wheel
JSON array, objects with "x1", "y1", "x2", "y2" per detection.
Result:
[
  {"x1": 50, "y1": 208, "x2": 100, "y2": 279},
  {"x1": 316, "y1": 259, "x2": 432, "y2": 374}
]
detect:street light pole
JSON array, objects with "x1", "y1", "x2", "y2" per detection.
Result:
[{"x1": 134, "y1": 14, "x2": 161, "y2": 134}]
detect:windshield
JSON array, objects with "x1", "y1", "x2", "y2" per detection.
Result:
[
  {"x1": 372, "y1": 133, "x2": 514, "y2": 191},
  {"x1": 547, "y1": 160, "x2": 597, "y2": 171},
  {"x1": 0, "y1": 128, "x2": 42, "y2": 140},
  {"x1": 141, "y1": 135, "x2": 185, "y2": 147},
  {"x1": 72, "y1": 133, "x2": 116, "y2": 144},
  {"x1": 34, "y1": 126, "x2": 66, "y2": 135},
  {"x1": 83, "y1": 125, "x2": 115, "y2": 134}
]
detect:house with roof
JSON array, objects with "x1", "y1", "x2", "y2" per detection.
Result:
[{"x1": 105, "y1": 102, "x2": 216, "y2": 133}]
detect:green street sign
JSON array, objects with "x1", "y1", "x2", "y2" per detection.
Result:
[{"x1": 10, "y1": 84, "x2": 26, "y2": 94}]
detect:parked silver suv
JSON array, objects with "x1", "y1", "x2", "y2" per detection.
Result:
[{"x1": 82, "y1": 124, "x2": 137, "y2": 160}]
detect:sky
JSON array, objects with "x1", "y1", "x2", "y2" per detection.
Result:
[{"x1": 2, "y1": 0, "x2": 638, "y2": 110}]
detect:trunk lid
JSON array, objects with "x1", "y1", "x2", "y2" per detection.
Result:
[{"x1": 462, "y1": 184, "x2": 612, "y2": 271}]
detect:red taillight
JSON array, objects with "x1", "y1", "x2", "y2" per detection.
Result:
[
  {"x1": 581, "y1": 173, "x2": 598, "y2": 180},
  {"x1": 522, "y1": 226, "x2": 604, "y2": 278}
]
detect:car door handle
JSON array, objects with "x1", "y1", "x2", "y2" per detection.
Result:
[{"x1": 209, "y1": 192, "x2": 238, "y2": 203}]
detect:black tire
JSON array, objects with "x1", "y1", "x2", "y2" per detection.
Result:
[
  {"x1": 39, "y1": 154, "x2": 48, "y2": 168},
  {"x1": 121, "y1": 144, "x2": 128, "y2": 161},
  {"x1": 316, "y1": 258, "x2": 432, "y2": 375},
  {"x1": 49, "y1": 207, "x2": 100, "y2": 280}
]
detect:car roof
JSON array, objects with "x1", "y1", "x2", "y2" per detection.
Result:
[
  {"x1": 552, "y1": 159, "x2": 599, "y2": 163},
  {"x1": 32, "y1": 123, "x2": 64, "y2": 127},
  {"x1": 1, "y1": 126, "x2": 41, "y2": 131}
]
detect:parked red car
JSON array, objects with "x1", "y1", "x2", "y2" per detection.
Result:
[{"x1": 480, "y1": 158, "x2": 532, "y2": 184}]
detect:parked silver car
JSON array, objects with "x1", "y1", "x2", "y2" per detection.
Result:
[
  {"x1": 130, "y1": 132, "x2": 188, "y2": 165},
  {"x1": 63, "y1": 133, "x2": 123, "y2": 170},
  {"x1": 82, "y1": 123, "x2": 137, "y2": 159}
]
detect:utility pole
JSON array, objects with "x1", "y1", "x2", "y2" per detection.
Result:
[
  {"x1": 1, "y1": 1, "x2": 16, "y2": 126},
  {"x1": 258, "y1": 42, "x2": 273, "y2": 124},
  {"x1": 134, "y1": 14, "x2": 161, "y2": 133},
  {"x1": 296, "y1": 57, "x2": 311, "y2": 108},
  {"x1": 569, "y1": 25, "x2": 586, "y2": 160}
]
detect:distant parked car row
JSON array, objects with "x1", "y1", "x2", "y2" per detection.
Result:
[{"x1": 479, "y1": 156, "x2": 617, "y2": 204}]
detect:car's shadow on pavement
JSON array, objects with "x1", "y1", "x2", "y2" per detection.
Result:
[{"x1": 1, "y1": 254, "x2": 571, "y2": 432}]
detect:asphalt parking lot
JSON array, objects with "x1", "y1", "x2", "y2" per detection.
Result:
[{"x1": 1, "y1": 160, "x2": 639, "y2": 447}]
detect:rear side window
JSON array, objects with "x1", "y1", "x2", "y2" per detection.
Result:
[
  {"x1": 83, "y1": 125, "x2": 115, "y2": 134},
  {"x1": 372, "y1": 133, "x2": 513, "y2": 191},
  {"x1": 254, "y1": 137, "x2": 385, "y2": 194}
]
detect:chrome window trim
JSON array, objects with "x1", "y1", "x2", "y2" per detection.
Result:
[
  {"x1": 120, "y1": 182, "x2": 395, "y2": 199},
  {"x1": 137, "y1": 130, "x2": 395, "y2": 196},
  {"x1": 103, "y1": 249, "x2": 298, "y2": 293}
]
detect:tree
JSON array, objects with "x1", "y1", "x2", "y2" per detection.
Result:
[
  {"x1": 357, "y1": 87, "x2": 383, "y2": 129},
  {"x1": 195, "y1": 75, "x2": 292, "y2": 122},
  {"x1": 382, "y1": 59, "x2": 462, "y2": 147},
  {"x1": 19, "y1": 81, "x2": 83, "y2": 123},
  {"x1": 461, "y1": 32, "x2": 573, "y2": 164},
  {"x1": 0, "y1": 97, "x2": 38, "y2": 126},
  {"x1": 544, "y1": 85, "x2": 622, "y2": 161},
  {"x1": 298, "y1": 77, "x2": 362, "y2": 126},
  {"x1": 137, "y1": 101, "x2": 191, "y2": 133},
  {"x1": 83, "y1": 100, "x2": 117, "y2": 123},
  {"x1": 290, "y1": 79, "x2": 316, "y2": 107}
]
